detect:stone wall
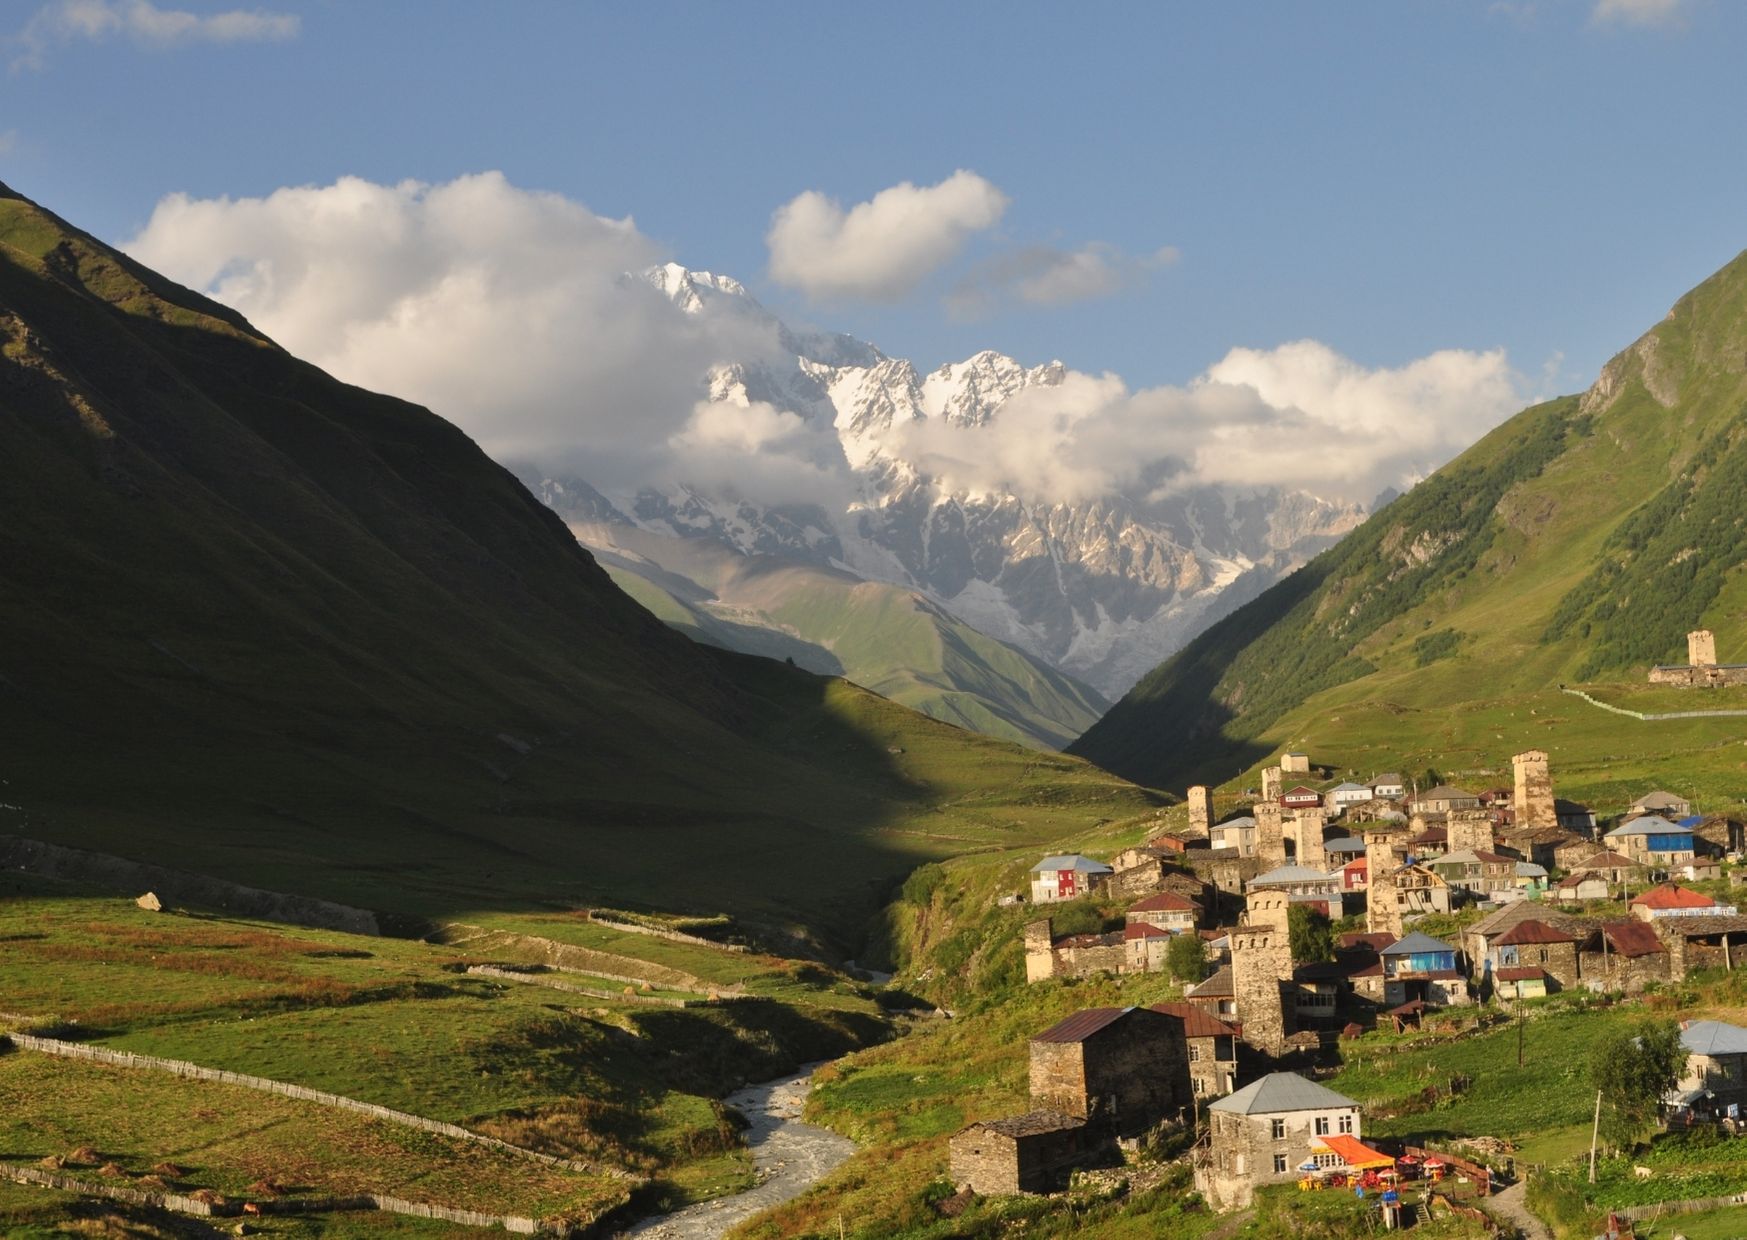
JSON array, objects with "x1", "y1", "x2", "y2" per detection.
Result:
[
  {"x1": 1649, "y1": 664, "x2": 1747, "y2": 688},
  {"x1": 1029, "y1": 1012, "x2": 1191, "y2": 1135},
  {"x1": 0, "y1": 836, "x2": 380, "y2": 936},
  {"x1": 1, "y1": 1034, "x2": 635, "y2": 1183},
  {"x1": 948, "y1": 1120, "x2": 1092, "y2": 1195},
  {"x1": 1024, "y1": 920, "x2": 1056, "y2": 983},
  {"x1": 1691, "y1": 629, "x2": 1719, "y2": 666},
  {"x1": 0, "y1": 1157, "x2": 564, "y2": 1233},
  {"x1": 1364, "y1": 829, "x2": 1406, "y2": 937},
  {"x1": 1261, "y1": 766, "x2": 1283, "y2": 801},
  {"x1": 1245, "y1": 891, "x2": 1292, "y2": 937}
]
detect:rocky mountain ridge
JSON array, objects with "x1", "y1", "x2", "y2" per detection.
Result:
[{"x1": 534, "y1": 264, "x2": 1365, "y2": 701}]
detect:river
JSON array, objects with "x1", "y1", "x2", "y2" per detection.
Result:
[{"x1": 620, "y1": 1062, "x2": 855, "y2": 1239}]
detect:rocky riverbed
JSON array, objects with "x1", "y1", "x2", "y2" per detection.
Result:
[{"x1": 621, "y1": 1063, "x2": 854, "y2": 1239}]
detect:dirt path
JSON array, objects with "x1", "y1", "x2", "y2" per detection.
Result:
[
  {"x1": 620, "y1": 1063, "x2": 854, "y2": 1239},
  {"x1": 1485, "y1": 1179, "x2": 1552, "y2": 1240}
]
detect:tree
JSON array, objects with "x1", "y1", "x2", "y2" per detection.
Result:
[
  {"x1": 1589, "y1": 1019, "x2": 1687, "y2": 1151},
  {"x1": 1288, "y1": 904, "x2": 1335, "y2": 964},
  {"x1": 1167, "y1": 931, "x2": 1207, "y2": 983},
  {"x1": 1418, "y1": 767, "x2": 1443, "y2": 793}
]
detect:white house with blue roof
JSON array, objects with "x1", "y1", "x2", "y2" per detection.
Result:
[{"x1": 1605, "y1": 815, "x2": 1697, "y2": 868}]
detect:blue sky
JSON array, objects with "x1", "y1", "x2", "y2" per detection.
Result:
[{"x1": 3, "y1": 0, "x2": 1744, "y2": 399}]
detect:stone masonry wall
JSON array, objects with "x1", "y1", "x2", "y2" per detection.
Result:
[
  {"x1": 1187, "y1": 785, "x2": 1215, "y2": 834},
  {"x1": 1230, "y1": 927, "x2": 1291, "y2": 1054}
]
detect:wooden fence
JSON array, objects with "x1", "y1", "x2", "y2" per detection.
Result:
[
  {"x1": 0, "y1": 1162, "x2": 556, "y2": 1233},
  {"x1": 1406, "y1": 1145, "x2": 1491, "y2": 1196},
  {"x1": 1615, "y1": 1191, "x2": 1747, "y2": 1221},
  {"x1": 1, "y1": 1033, "x2": 642, "y2": 1183},
  {"x1": 1561, "y1": 687, "x2": 1747, "y2": 722}
]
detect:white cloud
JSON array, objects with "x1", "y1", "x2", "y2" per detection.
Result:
[
  {"x1": 882, "y1": 341, "x2": 1527, "y2": 506},
  {"x1": 1591, "y1": 0, "x2": 1686, "y2": 26},
  {"x1": 948, "y1": 242, "x2": 1179, "y2": 318},
  {"x1": 766, "y1": 170, "x2": 1008, "y2": 301},
  {"x1": 12, "y1": 0, "x2": 298, "y2": 69},
  {"x1": 125, "y1": 172, "x2": 854, "y2": 506},
  {"x1": 125, "y1": 171, "x2": 1528, "y2": 522},
  {"x1": 0, "y1": 129, "x2": 17, "y2": 155}
]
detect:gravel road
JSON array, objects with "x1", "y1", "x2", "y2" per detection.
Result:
[{"x1": 620, "y1": 1063, "x2": 855, "y2": 1239}]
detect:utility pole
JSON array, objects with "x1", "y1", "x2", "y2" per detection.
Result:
[
  {"x1": 1517, "y1": 993, "x2": 1524, "y2": 1067},
  {"x1": 1589, "y1": 1089, "x2": 1603, "y2": 1184}
]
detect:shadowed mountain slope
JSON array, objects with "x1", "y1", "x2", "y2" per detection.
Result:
[{"x1": 0, "y1": 183, "x2": 1156, "y2": 946}]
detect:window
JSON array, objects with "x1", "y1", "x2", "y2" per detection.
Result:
[
  {"x1": 1270, "y1": 1118, "x2": 1286, "y2": 1140},
  {"x1": 1339, "y1": 1113, "x2": 1354, "y2": 1135},
  {"x1": 1189, "y1": 1044, "x2": 1202, "y2": 1062},
  {"x1": 1314, "y1": 1116, "x2": 1330, "y2": 1135},
  {"x1": 1273, "y1": 1154, "x2": 1288, "y2": 1174},
  {"x1": 1194, "y1": 1076, "x2": 1206, "y2": 1094}
]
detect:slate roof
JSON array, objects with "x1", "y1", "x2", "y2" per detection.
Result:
[
  {"x1": 1032, "y1": 1007, "x2": 1132, "y2": 1043},
  {"x1": 1606, "y1": 815, "x2": 1689, "y2": 838},
  {"x1": 1432, "y1": 849, "x2": 1512, "y2": 867},
  {"x1": 1516, "y1": 862, "x2": 1549, "y2": 878},
  {"x1": 1380, "y1": 931, "x2": 1457, "y2": 957},
  {"x1": 1325, "y1": 837, "x2": 1368, "y2": 856},
  {"x1": 1189, "y1": 965, "x2": 1235, "y2": 999},
  {"x1": 1417, "y1": 785, "x2": 1479, "y2": 801},
  {"x1": 1494, "y1": 919, "x2": 1577, "y2": 946},
  {"x1": 1209, "y1": 1072, "x2": 1358, "y2": 1115},
  {"x1": 1681, "y1": 1020, "x2": 1747, "y2": 1057},
  {"x1": 1215, "y1": 815, "x2": 1258, "y2": 830},
  {"x1": 1576, "y1": 849, "x2": 1640, "y2": 870},
  {"x1": 1632, "y1": 791, "x2": 1690, "y2": 810},
  {"x1": 973, "y1": 1110, "x2": 1086, "y2": 1138},
  {"x1": 1631, "y1": 883, "x2": 1717, "y2": 911},
  {"x1": 1031, "y1": 854, "x2": 1114, "y2": 874},
  {"x1": 1149, "y1": 1001, "x2": 1240, "y2": 1039}
]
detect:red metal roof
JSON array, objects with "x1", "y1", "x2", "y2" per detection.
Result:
[
  {"x1": 1128, "y1": 891, "x2": 1200, "y2": 912},
  {"x1": 1632, "y1": 883, "x2": 1717, "y2": 911},
  {"x1": 1123, "y1": 922, "x2": 1171, "y2": 940},
  {"x1": 1032, "y1": 1007, "x2": 1132, "y2": 1043},
  {"x1": 1494, "y1": 919, "x2": 1577, "y2": 946},
  {"x1": 1149, "y1": 1001, "x2": 1240, "y2": 1039}
]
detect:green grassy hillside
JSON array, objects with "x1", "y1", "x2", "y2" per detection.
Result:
[
  {"x1": 0, "y1": 181, "x2": 1157, "y2": 953},
  {"x1": 1072, "y1": 247, "x2": 1747, "y2": 799},
  {"x1": 580, "y1": 526, "x2": 1108, "y2": 750}
]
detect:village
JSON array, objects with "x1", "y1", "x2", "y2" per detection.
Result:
[{"x1": 943, "y1": 641, "x2": 1747, "y2": 1232}]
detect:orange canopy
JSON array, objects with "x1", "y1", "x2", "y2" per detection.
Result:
[{"x1": 1312, "y1": 1134, "x2": 1396, "y2": 1170}]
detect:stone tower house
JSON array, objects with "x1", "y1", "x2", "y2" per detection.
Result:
[
  {"x1": 1364, "y1": 827, "x2": 1405, "y2": 938},
  {"x1": 1024, "y1": 919, "x2": 1056, "y2": 983},
  {"x1": 1260, "y1": 766, "x2": 1283, "y2": 801},
  {"x1": 1245, "y1": 890, "x2": 1292, "y2": 936},
  {"x1": 1230, "y1": 925, "x2": 1291, "y2": 1054},
  {"x1": 1288, "y1": 807, "x2": 1329, "y2": 870},
  {"x1": 1253, "y1": 801, "x2": 1287, "y2": 870},
  {"x1": 1511, "y1": 749, "x2": 1556, "y2": 831},
  {"x1": 1690, "y1": 629, "x2": 1718, "y2": 667},
  {"x1": 1186, "y1": 785, "x2": 1215, "y2": 835},
  {"x1": 1447, "y1": 808, "x2": 1496, "y2": 855}
]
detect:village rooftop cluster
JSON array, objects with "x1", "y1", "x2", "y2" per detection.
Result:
[{"x1": 948, "y1": 743, "x2": 1747, "y2": 1212}]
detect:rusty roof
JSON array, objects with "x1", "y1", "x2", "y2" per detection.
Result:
[
  {"x1": 1149, "y1": 1001, "x2": 1240, "y2": 1038},
  {"x1": 1129, "y1": 891, "x2": 1201, "y2": 912},
  {"x1": 1494, "y1": 919, "x2": 1578, "y2": 946},
  {"x1": 1496, "y1": 966, "x2": 1548, "y2": 982},
  {"x1": 1583, "y1": 920, "x2": 1664, "y2": 957},
  {"x1": 1032, "y1": 1006, "x2": 1133, "y2": 1043}
]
